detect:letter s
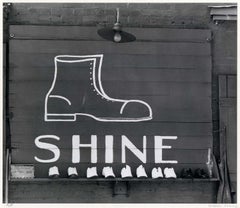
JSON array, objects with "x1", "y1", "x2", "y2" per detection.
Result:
[{"x1": 34, "y1": 135, "x2": 60, "y2": 163}]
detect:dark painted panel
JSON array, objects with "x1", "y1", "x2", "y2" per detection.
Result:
[
  {"x1": 10, "y1": 40, "x2": 211, "y2": 56},
  {"x1": 9, "y1": 53, "x2": 212, "y2": 69},
  {"x1": 10, "y1": 121, "x2": 213, "y2": 136},
  {"x1": 11, "y1": 135, "x2": 212, "y2": 149},
  {"x1": 9, "y1": 94, "x2": 212, "y2": 122},
  {"x1": 9, "y1": 81, "x2": 211, "y2": 97},
  {"x1": 8, "y1": 26, "x2": 212, "y2": 178},
  {"x1": 8, "y1": 181, "x2": 218, "y2": 203},
  {"x1": 9, "y1": 108, "x2": 212, "y2": 123},
  {"x1": 9, "y1": 66, "x2": 211, "y2": 83},
  {"x1": 12, "y1": 148, "x2": 208, "y2": 164},
  {"x1": 9, "y1": 25, "x2": 211, "y2": 42}
]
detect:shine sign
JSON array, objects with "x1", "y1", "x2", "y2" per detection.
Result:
[
  {"x1": 34, "y1": 135, "x2": 178, "y2": 164},
  {"x1": 34, "y1": 55, "x2": 178, "y2": 165}
]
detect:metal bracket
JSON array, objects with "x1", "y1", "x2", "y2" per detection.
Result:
[{"x1": 112, "y1": 181, "x2": 130, "y2": 197}]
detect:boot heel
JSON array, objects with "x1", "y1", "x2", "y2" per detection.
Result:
[{"x1": 45, "y1": 114, "x2": 76, "y2": 121}]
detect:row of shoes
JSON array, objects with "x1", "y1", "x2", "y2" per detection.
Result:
[
  {"x1": 180, "y1": 168, "x2": 209, "y2": 179},
  {"x1": 48, "y1": 165, "x2": 177, "y2": 179}
]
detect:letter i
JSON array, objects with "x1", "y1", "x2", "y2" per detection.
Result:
[{"x1": 105, "y1": 135, "x2": 113, "y2": 163}]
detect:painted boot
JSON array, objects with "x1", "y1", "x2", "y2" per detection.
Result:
[{"x1": 45, "y1": 55, "x2": 152, "y2": 122}]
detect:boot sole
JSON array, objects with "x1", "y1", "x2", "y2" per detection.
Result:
[{"x1": 45, "y1": 114, "x2": 152, "y2": 122}]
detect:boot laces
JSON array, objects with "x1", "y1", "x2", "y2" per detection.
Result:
[{"x1": 89, "y1": 61, "x2": 111, "y2": 102}]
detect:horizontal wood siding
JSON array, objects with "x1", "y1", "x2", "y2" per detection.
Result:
[
  {"x1": 9, "y1": 180, "x2": 218, "y2": 203},
  {"x1": 8, "y1": 26, "x2": 212, "y2": 177}
]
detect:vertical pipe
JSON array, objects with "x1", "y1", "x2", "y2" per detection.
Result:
[{"x1": 116, "y1": 8, "x2": 120, "y2": 23}]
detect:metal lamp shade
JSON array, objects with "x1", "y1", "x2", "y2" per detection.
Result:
[{"x1": 97, "y1": 27, "x2": 136, "y2": 43}]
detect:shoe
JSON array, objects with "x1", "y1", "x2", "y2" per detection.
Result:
[
  {"x1": 121, "y1": 165, "x2": 133, "y2": 178},
  {"x1": 102, "y1": 166, "x2": 115, "y2": 178},
  {"x1": 136, "y1": 165, "x2": 148, "y2": 178},
  {"x1": 48, "y1": 166, "x2": 60, "y2": 178},
  {"x1": 164, "y1": 167, "x2": 177, "y2": 178},
  {"x1": 87, "y1": 167, "x2": 98, "y2": 178},
  {"x1": 151, "y1": 167, "x2": 163, "y2": 179},
  {"x1": 45, "y1": 55, "x2": 152, "y2": 122},
  {"x1": 68, "y1": 167, "x2": 78, "y2": 178},
  {"x1": 181, "y1": 168, "x2": 193, "y2": 179},
  {"x1": 194, "y1": 168, "x2": 209, "y2": 178}
]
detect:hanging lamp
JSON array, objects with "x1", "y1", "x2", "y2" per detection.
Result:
[{"x1": 97, "y1": 8, "x2": 136, "y2": 43}]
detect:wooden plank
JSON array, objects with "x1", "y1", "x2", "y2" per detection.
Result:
[
  {"x1": 11, "y1": 135, "x2": 212, "y2": 149},
  {"x1": 9, "y1": 81, "x2": 211, "y2": 97},
  {"x1": 8, "y1": 180, "x2": 218, "y2": 203},
  {"x1": 218, "y1": 75, "x2": 227, "y2": 98},
  {"x1": 9, "y1": 93, "x2": 212, "y2": 122},
  {"x1": 229, "y1": 173, "x2": 236, "y2": 183},
  {"x1": 227, "y1": 75, "x2": 236, "y2": 98},
  {"x1": 210, "y1": 7, "x2": 237, "y2": 15},
  {"x1": 9, "y1": 86, "x2": 212, "y2": 108},
  {"x1": 9, "y1": 88, "x2": 212, "y2": 104},
  {"x1": 9, "y1": 121, "x2": 213, "y2": 136},
  {"x1": 219, "y1": 98, "x2": 236, "y2": 107},
  {"x1": 9, "y1": 106, "x2": 212, "y2": 123},
  {"x1": 8, "y1": 81, "x2": 211, "y2": 100},
  {"x1": 9, "y1": 25, "x2": 211, "y2": 42},
  {"x1": 212, "y1": 15, "x2": 237, "y2": 21},
  {"x1": 11, "y1": 148, "x2": 208, "y2": 164},
  {"x1": 9, "y1": 40, "x2": 211, "y2": 56},
  {"x1": 9, "y1": 68, "x2": 211, "y2": 83},
  {"x1": 9, "y1": 53, "x2": 212, "y2": 69},
  {"x1": 3, "y1": 43, "x2": 7, "y2": 203},
  {"x1": 225, "y1": 106, "x2": 237, "y2": 175},
  {"x1": 3, "y1": 43, "x2": 6, "y2": 68}
]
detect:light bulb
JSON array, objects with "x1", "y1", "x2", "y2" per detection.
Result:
[{"x1": 114, "y1": 32, "x2": 121, "y2": 43}]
